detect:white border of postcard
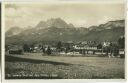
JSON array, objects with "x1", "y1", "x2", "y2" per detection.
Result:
[{"x1": 1, "y1": 0, "x2": 127, "y2": 83}]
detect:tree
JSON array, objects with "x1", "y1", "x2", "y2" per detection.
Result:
[
  {"x1": 41, "y1": 45, "x2": 45, "y2": 53},
  {"x1": 57, "y1": 41, "x2": 62, "y2": 52},
  {"x1": 97, "y1": 43, "x2": 102, "y2": 49},
  {"x1": 29, "y1": 44, "x2": 34, "y2": 52},
  {"x1": 65, "y1": 43, "x2": 70, "y2": 53},
  {"x1": 46, "y1": 46, "x2": 51, "y2": 55},
  {"x1": 23, "y1": 44, "x2": 30, "y2": 52},
  {"x1": 118, "y1": 36, "x2": 125, "y2": 49}
]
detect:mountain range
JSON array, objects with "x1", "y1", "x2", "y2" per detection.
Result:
[{"x1": 5, "y1": 18, "x2": 125, "y2": 45}]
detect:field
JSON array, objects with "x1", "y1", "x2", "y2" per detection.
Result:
[{"x1": 5, "y1": 53, "x2": 125, "y2": 79}]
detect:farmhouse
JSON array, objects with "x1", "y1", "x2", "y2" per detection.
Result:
[{"x1": 7, "y1": 45, "x2": 23, "y2": 55}]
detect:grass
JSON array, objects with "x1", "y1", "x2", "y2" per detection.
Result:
[{"x1": 5, "y1": 53, "x2": 125, "y2": 79}]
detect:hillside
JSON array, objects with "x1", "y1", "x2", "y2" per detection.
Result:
[
  {"x1": 83, "y1": 20, "x2": 125, "y2": 42},
  {"x1": 5, "y1": 19, "x2": 125, "y2": 45}
]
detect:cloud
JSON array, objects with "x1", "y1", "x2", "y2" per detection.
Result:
[{"x1": 5, "y1": 2, "x2": 124, "y2": 31}]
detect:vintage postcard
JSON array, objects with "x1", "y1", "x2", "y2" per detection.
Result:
[{"x1": 1, "y1": 0, "x2": 126, "y2": 82}]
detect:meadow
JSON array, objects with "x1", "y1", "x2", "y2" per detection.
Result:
[{"x1": 5, "y1": 53, "x2": 125, "y2": 79}]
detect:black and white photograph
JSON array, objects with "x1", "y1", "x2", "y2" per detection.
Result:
[{"x1": 4, "y1": 1, "x2": 125, "y2": 79}]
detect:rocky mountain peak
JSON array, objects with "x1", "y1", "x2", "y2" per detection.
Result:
[{"x1": 35, "y1": 18, "x2": 74, "y2": 29}]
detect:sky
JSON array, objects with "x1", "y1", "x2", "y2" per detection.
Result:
[{"x1": 5, "y1": 0, "x2": 125, "y2": 31}]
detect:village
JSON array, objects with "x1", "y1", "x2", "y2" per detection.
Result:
[{"x1": 6, "y1": 37, "x2": 125, "y2": 58}]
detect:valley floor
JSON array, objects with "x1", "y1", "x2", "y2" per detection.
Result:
[{"x1": 5, "y1": 53, "x2": 125, "y2": 79}]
